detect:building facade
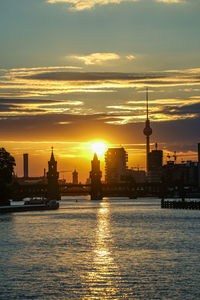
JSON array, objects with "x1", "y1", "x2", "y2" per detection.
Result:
[
  {"x1": 148, "y1": 149, "x2": 163, "y2": 182},
  {"x1": 105, "y1": 148, "x2": 128, "y2": 183},
  {"x1": 162, "y1": 161, "x2": 198, "y2": 187}
]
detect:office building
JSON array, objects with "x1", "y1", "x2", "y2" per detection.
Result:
[
  {"x1": 198, "y1": 143, "x2": 200, "y2": 188},
  {"x1": 148, "y1": 146, "x2": 163, "y2": 182},
  {"x1": 105, "y1": 147, "x2": 128, "y2": 183},
  {"x1": 126, "y1": 168, "x2": 146, "y2": 183}
]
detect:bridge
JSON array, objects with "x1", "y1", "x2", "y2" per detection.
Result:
[
  {"x1": 10, "y1": 151, "x2": 165, "y2": 201},
  {"x1": 11, "y1": 181, "x2": 162, "y2": 201}
]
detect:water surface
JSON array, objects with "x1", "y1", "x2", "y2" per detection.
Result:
[{"x1": 0, "y1": 197, "x2": 200, "y2": 299}]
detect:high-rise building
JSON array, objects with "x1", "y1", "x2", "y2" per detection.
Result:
[
  {"x1": 143, "y1": 88, "x2": 152, "y2": 173},
  {"x1": 126, "y1": 168, "x2": 146, "y2": 183},
  {"x1": 163, "y1": 160, "x2": 198, "y2": 187},
  {"x1": 197, "y1": 143, "x2": 200, "y2": 187},
  {"x1": 148, "y1": 147, "x2": 163, "y2": 182},
  {"x1": 23, "y1": 153, "x2": 28, "y2": 178},
  {"x1": 198, "y1": 143, "x2": 200, "y2": 162},
  {"x1": 105, "y1": 148, "x2": 128, "y2": 183},
  {"x1": 72, "y1": 169, "x2": 78, "y2": 184}
]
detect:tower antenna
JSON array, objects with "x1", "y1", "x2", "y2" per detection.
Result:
[{"x1": 146, "y1": 86, "x2": 149, "y2": 120}]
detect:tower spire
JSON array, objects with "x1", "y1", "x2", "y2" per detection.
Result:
[
  {"x1": 90, "y1": 152, "x2": 102, "y2": 200},
  {"x1": 47, "y1": 147, "x2": 60, "y2": 200},
  {"x1": 50, "y1": 146, "x2": 55, "y2": 162}
]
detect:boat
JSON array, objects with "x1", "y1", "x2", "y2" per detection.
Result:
[{"x1": 0, "y1": 200, "x2": 59, "y2": 214}]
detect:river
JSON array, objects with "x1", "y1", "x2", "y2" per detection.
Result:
[{"x1": 0, "y1": 197, "x2": 200, "y2": 299}]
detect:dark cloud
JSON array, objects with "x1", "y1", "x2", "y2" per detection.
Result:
[
  {"x1": 152, "y1": 118, "x2": 200, "y2": 146},
  {"x1": 24, "y1": 71, "x2": 167, "y2": 81},
  {"x1": 0, "y1": 103, "x2": 46, "y2": 113},
  {"x1": 165, "y1": 144, "x2": 198, "y2": 154},
  {"x1": 0, "y1": 98, "x2": 60, "y2": 104},
  {"x1": 158, "y1": 102, "x2": 200, "y2": 116},
  {"x1": 0, "y1": 112, "x2": 200, "y2": 153},
  {"x1": 0, "y1": 104, "x2": 20, "y2": 112}
]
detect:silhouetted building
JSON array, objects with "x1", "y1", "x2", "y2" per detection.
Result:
[
  {"x1": 143, "y1": 88, "x2": 152, "y2": 173},
  {"x1": 162, "y1": 160, "x2": 198, "y2": 187},
  {"x1": 47, "y1": 148, "x2": 60, "y2": 200},
  {"x1": 105, "y1": 148, "x2": 128, "y2": 183},
  {"x1": 148, "y1": 146, "x2": 163, "y2": 182},
  {"x1": 198, "y1": 143, "x2": 200, "y2": 188},
  {"x1": 86, "y1": 177, "x2": 91, "y2": 185},
  {"x1": 126, "y1": 169, "x2": 146, "y2": 183},
  {"x1": 162, "y1": 144, "x2": 200, "y2": 188},
  {"x1": 23, "y1": 153, "x2": 28, "y2": 178},
  {"x1": 72, "y1": 169, "x2": 78, "y2": 185},
  {"x1": 90, "y1": 153, "x2": 102, "y2": 200}
]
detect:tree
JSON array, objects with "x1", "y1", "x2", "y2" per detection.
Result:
[{"x1": 0, "y1": 148, "x2": 16, "y2": 205}]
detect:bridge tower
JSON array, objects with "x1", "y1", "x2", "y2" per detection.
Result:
[
  {"x1": 47, "y1": 148, "x2": 60, "y2": 200},
  {"x1": 90, "y1": 153, "x2": 103, "y2": 200},
  {"x1": 72, "y1": 169, "x2": 78, "y2": 184}
]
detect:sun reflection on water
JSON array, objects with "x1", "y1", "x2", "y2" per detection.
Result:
[{"x1": 82, "y1": 201, "x2": 121, "y2": 299}]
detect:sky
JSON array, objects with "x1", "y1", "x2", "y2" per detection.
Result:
[{"x1": 0, "y1": 0, "x2": 200, "y2": 181}]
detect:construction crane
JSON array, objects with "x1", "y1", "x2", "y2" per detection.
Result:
[
  {"x1": 173, "y1": 151, "x2": 177, "y2": 162},
  {"x1": 167, "y1": 151, "x2": 178, "y2": 163},
  {"x1": 59, "y1": 170, "x2": 73, "y2": 179}
]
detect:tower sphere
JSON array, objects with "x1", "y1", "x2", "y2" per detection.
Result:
[{"x1": 143, "y1": 120, "x2": 152, "y2": 136}]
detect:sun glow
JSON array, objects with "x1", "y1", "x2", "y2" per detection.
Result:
[{"x1": 91, "y1": 142, "x2": 107, "y2": 156}]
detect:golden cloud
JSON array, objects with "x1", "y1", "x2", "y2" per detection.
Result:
[
  {"x1": 47, "y1": 0, "x2": 138, "y2": 10},
  {"x1": 47, "y1": 0, "x2": 184, "y2": 10},
  {"x1": 1, "y1": 66, "x2": 200, "y2": 121},
  {"x1": 69, "y1": 53, "x2": 120, "y2": 65},
  {"x1": 156, "y1": 0, "x2": 183, "y2": 3},
  {"x1": 126, "y1": 55, "x2": 135, "y2": 61}
]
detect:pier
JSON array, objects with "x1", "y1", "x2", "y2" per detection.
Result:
[{"x1": 161, "y1": 199, "x2": 200, "y2": 210}]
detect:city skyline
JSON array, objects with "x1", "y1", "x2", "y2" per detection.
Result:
[{"x1": 1, "y1": 0, "x2": 200, "y2": 181}]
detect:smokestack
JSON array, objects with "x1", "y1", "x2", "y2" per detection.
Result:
[{"x1": 23, "y1": 153, "x2": 28, "y2": 178}]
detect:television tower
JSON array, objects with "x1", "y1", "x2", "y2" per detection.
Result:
[{"x1": 143, "y1": 87, "x2": 152, "y2": 173}]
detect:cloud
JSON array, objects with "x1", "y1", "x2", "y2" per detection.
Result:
[
  {"x1": 0, "y1": 98, "x2": 84, "y2": 117},
  {"x1": 0, "y1": 66, "x2": 200, "y2": 125},
  {"x1": 47, "y1": 0, "x2": 138, "y2": 11},
  {"x1": 24, "y1": 71, "x2": 166, "y2": 81},
  {"x1": 158, "y1": 102, "x2": 200, "y2": 117},
  {"x1": 69, "y1": 53, "x2": 120, "y2": 65},
  {"x1": 156, "y1": 0, "x2": 183, "y2": 3},
  {"x1": 1, "y1": 66, "x2": 200, "y2": 101},
  {"x1": 126, "y1": 55, "x2": 135, "y2": 61},
  {"x1": 105, "y1": 96, "x2": 200, "y2": 123},
  {"x1": 47, "y1": 0, "x2": 184, "y2": 11},
  {"x1": 22, "y1": 69, "x2": 200, "y2": 91}
]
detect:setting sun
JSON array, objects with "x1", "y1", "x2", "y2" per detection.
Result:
[{"x1": 91, "y1": 142, "x2": 107, "y2": 156}]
